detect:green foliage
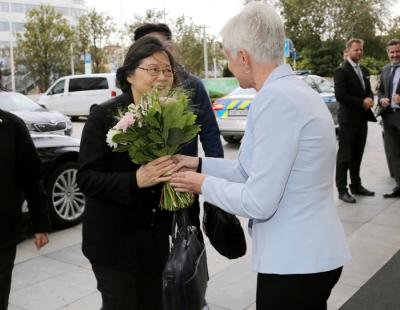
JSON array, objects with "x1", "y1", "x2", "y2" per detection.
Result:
[
  {"x1": 16, "y1": 5, "x2": 74, "y2": 91},
  {"x1": 77, "y1": 9, "x2": 115, "y2": 73},
  {"x1": 125, "y1": 9, "x2": 225, "y2": 77},
  {"x1": 360, "y1": 56, "x2": 387, "y2": 75}
]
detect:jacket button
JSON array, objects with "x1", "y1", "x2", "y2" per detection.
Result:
[
  {"x1": 149, "y1": 222, "x2": 155, "y2": 227},
  {"x1": 151, "y1": 190, "x2": 155, "y2": 194},
  {"x1": 152, "y1": 208, "x2": 156, "y2": 213}
]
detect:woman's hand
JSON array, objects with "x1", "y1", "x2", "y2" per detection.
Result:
[
  {"x1": 172, "y1": 155, "x2": 200, "y2": 172},
  {"x1": 137, "y1": 155, "x2": 175, "y2": 188},
  {"x1": 34, "y1": 233, "x2": 49, "y2": 250},
  {"x1": 170, "y1": 171, "x2": 206, "y2": 194}
]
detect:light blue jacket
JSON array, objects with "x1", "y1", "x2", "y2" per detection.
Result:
[{"x1": 201, "y1": 64, "x2": 351, "y2": 274}]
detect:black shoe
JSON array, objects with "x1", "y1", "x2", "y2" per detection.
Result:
[
  {"x1": 339, "y1": 191, "x2": 356, "y2": 203},
  {"x1": 383, "y1": 187, "x2": 400, "y2": 199},
  {"x1": 350, "y1": 185, "x2": 375, "y2": 196}
]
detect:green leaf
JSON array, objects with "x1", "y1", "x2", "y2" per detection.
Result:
[{"x1": 167, "y1": 127, "x2": 186, "y2": 145}]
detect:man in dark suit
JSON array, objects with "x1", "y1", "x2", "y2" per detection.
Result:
[
  {"x1": 0, "y1": 109, "x2": 50, "y2": 310},
  {"x1": 377, "y1": 39, "x2": 400, "y2": 198},
  {"x1": 334, "y1": 38, "x2": 377, "y2": 203}
]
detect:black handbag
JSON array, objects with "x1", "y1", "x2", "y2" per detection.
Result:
[
  {"x1": 202, "y1": 202, "x2": 247, "y2": 259},
  {"x1": 162, "y1": 210, "x2": 209, "y2": 310}
]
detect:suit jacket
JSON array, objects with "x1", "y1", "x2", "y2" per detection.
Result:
[
  {"x1": 334, "y1": 60, "x2": 376, "y2": 124},
  {"x1": 0, "y1": 110, "x2": 50, "y2": 248},
  {"x1": 377, "y1": 63, "x2": 400, "y2": 117},
  {"x1": 77, "y1": 90, "x2": 173, "y2": 267}
]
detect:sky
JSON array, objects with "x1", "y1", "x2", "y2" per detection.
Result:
[
  {"x1": 86, "y1": 0, "x2": 400, "y2": 38},
  {"x1": 85, "y1": 0, "x2": 245, "y2": 37}
]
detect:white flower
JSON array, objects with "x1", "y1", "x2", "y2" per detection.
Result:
[{"x1": 106, "y1": 128, "x2": 120, "y2": 149}]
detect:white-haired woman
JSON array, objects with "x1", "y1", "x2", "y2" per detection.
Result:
[{"x1": 171, "y1": 3, "x2": 350, "y2": 309}]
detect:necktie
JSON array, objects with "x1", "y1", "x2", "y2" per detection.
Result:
[
  {"x1": 388, "y1": 65, "x2": 400, "y2": 99},
  {"x1": 355, "y1": 64, "x2": 365, "y2": 90}
]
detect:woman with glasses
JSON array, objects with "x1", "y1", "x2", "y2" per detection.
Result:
[{"x1": 77, "y1": 36, "x2": 179, "y2": 310}]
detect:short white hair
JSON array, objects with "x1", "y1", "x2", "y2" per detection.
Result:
[{"x1": 220, "y1": 2, "x2": 285, "y2": 65}]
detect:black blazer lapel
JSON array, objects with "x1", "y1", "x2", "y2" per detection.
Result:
[{"x1": 344, "y1": 61, "x2": 365, "y2": 93}]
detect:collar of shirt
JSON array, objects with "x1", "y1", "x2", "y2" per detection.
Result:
[
  {"x1": 263, "y1": 64, "x2": 295, "y2": 89},
  {"x1": 347, "y1": 58, "x2": 359, "y2": 69}
]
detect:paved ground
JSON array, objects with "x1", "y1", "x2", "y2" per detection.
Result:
[{"x1": 8, "y1": 121, "x2": 400, "y2": 310}]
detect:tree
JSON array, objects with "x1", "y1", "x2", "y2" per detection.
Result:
[
  {"x1": 125, "y1": 10, "x2": 226, "y2": 77},
  {"x1": 16, "y1": 5, "x2": 74, "y2": 91},
  {"x1": 77, "y1": 9, "x2": 115, "y2": 73}
]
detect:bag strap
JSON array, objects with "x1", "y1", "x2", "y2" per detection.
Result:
[{"x1": 170, "y1": 209, "x2": 192, "y2": 243}]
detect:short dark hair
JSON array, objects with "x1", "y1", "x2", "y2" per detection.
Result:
[
  {"x1": 116, "y1": 36, "x2": 176, "y2": 93},
  {"x1": 387, "y1": 39, "x2": 400, "y2": 49},
  {"x1": 134, "y1": 23, "x2": 172, "y2": 41}
]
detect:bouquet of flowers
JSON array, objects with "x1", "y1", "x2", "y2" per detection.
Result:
[{"x1": 106, "y1": 88, "x2": 201, "y2": 211}]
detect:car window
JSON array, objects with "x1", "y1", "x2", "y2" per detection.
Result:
[
  {"x1": 311, "y1": 76, "x2": 334, "y2": 93},
  {"x1": 50, "y1": 80, "x2": 65, "y2": 95},
  {"x1": 0, "y1": 92, "x2": 42, "y2": 111},
  {"x1": 229, "y1": 87, "x2": 256, "y2": 96},
  {"x1": 68, "y1": 77, "x2": 109, "y2": 92}
]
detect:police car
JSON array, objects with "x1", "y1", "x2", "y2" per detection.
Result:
[{"x1": 212, "y1": 74, "x2": 338, "y2": 144}]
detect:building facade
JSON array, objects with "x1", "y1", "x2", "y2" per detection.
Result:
[{"x1": 0, "y1": 0, "x2": 87, "y2": 91}]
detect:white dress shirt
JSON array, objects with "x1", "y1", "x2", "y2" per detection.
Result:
[{"x1": 201, "y1": 64, "x2": 351, "y2": 274}]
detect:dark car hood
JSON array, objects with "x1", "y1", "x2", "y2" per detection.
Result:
[
  {"x1": 12, "y1": 109, "x2": 66, "y2": 124},
  {"x1": 31, "y1": 133, "x2": 80, "y2": 149}
]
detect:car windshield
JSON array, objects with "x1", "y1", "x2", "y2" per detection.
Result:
[
  {"x1": 229, "y1": 87, "x2": 256, "y2": 96},
  {"x1": 0, "y1": 92, "x2": 43, "y2": 112},
  {"x1": 311, "y1": 76, "x2": 334, "y2": 93}
]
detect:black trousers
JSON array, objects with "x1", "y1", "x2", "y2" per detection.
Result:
[
  {"x1": 256, "y1": 267, "x2": 342, "y2": 310},
  {"x1": 382, "y1": 112, "x2": 400, "y2": 185},
  {"x1": 336, "y1": 122, "x2": 368, "y2": 192},
  {"x1": 92, "y1": 223, "x2": 171, "y2": 310},
  {"x1": 0, "y1": 246, "x2": 16, "y2": 310}
]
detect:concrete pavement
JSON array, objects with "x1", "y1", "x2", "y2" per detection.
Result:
[{"x1": 9, "y1": 121, "x2": 400, "y2": 310}]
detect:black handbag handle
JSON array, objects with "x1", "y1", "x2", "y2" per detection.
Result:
[{"x1": 170, "y1": 209, "x2": 191, "y2": 242}]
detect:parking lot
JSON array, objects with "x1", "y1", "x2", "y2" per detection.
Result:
[{"x1": 8, "y1": 120, "x2": 400, "y2": 310}]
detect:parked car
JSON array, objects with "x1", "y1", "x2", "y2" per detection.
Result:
[
  {"x1": 38, "y1": 73, "x2": 122, "y2": 119},
  {"x1": 212, "y1": 74, "x2": 339, "y2": 144},
  {"x1": 0, "y1": 91, "x2": 73, "y2": 136},
  {"x1": 23, "y1": 133, "x2": 84, "y2": 228}
]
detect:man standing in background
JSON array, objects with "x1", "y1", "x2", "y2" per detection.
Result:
[
  {"x1": 377, "y1": 39, "x2": 400, "y2": 198},
  {"x1": 334, "y1": 38, "x2": 377, "y2": 203}
]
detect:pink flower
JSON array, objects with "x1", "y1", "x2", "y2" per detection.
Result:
[{"x1": 115, "y1": 112, "x2": 135, "y2": 132}]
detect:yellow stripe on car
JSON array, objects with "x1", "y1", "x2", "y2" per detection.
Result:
[
  {"x1": 227, "y1": 100, "x2": 239, "y2": 110},
  {"x1": 238, "y1": 100, "x2": 251, "y2": 110}
]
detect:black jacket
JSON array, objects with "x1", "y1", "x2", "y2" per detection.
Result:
[
  {"x1": 0, "y1": 109, "x2": 50, "y2": 248},
  {"x1": 77, "y1": 90, "x2": 173, "y2": 267},
  {"x1": 176, "y1": 65, "x2": 224, "y2": 158},
  {"x1": 334, "y1": 60, "x2": 377, "y2": 124}
]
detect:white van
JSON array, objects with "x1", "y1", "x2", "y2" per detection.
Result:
[{"x1": 38, "y1": 73, "x2": 122, "y2": 118}]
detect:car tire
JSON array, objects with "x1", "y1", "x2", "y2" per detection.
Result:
[
  {"x1": 223, "y1": 136, "x2": 242, "y2": 144},
  {"x1": 47, "y1": 161, "x2": 85, "y2": 228}
]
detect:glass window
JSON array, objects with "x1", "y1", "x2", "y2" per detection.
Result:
[
  {"x1": 69, "y1": 77, "x2": 108, "y2": 92},
  {"x1": 0, "y1": 21, "x2": 9, "y2": 31},
  {"x1": 50, "y1": 80, "x2": 65, "y2": 95},
  {"x1": 0, "y1": 92, "x2": 41, "y2": 111},
  {"x1": 55, "y1": 6, "x2": 69, "y2": 15},
  {"x1": 11, "y1": 3, "x2": 25, "y2": 12},
  {"x1": 12, "y1": 22, "x2": 25, "y2": 33},
  {"x1": 0, "y1": 2, "x2": 9, "y2": 12}
]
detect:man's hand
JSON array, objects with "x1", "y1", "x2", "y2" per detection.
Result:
[
  {"x1": 170, "y1": 171, "x2": 206, "y2": 194},
  {"x1": 136, "y1": 155, "x2": 175, "y2": 188},
  {"x1": 34, "y1": 233, "x2": 49, "y2": 250},
  {"x1": 363, "y1": 97, "x2": 374, "y2": 109},
  {"x1": 380, "y1": 98, "x2": 391, "y2": 108},
  {"x1": 392, "y1": 94, "x2": 400, "y2": 104}
]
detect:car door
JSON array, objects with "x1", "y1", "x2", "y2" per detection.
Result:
[
  {"x1": 66, "y1": 77, "x2": 109, "y2": 116},
  {"x1": 41, "y1": 79, "x2": 67, "y2": 113}
]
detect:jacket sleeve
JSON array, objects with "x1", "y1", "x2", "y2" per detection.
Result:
[
  {"x1": 193, "y1": 78, "x2": 224, "y2": 158},
  {"x1": 377, "y1": 67, "x2": 388, "y2": 104},
  {"x1": 77, "y1": 105, "x2": 139, "y2": 206},
  {"x1": 334, "y1": 67, "x2": 364, "y2": 109},
  {"x1": 15, "y1": 118, "x2": 50, "y2": 233}
]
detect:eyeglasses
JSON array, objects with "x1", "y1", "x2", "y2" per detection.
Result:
[{"x1": 137, "y1": 67, "x2": 173, "y2": 77}]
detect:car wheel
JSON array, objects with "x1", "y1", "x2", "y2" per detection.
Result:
[
  {"x1": 223, "y1": 136, "x2": 242, "y2": 144},
  {"x1": 47, "y1": 161, "x2": 85, "y2": 228}
]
